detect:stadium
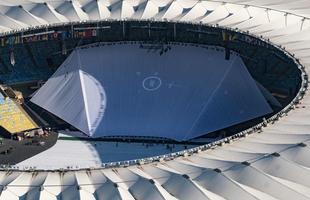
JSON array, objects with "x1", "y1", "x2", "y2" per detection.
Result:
[{"x1": 0, "y1": 0, "x2": 309, "y2": 199}]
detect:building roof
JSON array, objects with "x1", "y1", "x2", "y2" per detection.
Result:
[{"x1": 0, "y1": 0, "x2": 310, "y2": 199}]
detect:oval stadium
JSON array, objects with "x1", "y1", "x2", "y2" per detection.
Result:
[{"x1": 0, "y1": 0, "x2": 309, "y2": 199}]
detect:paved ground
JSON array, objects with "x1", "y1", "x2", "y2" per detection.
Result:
[{"x1": 0, "y1": 132, "x2": 58, "y2": 165}]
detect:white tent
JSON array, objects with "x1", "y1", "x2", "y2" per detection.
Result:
[{"x1": 31, "y1": 43, "x2": 272, "y2": 141}]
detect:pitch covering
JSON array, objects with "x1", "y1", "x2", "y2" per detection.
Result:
[{"x1": 31, "y1": 43, "x2": 272, "y2": 141}]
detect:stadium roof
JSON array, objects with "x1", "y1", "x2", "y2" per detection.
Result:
[{"x1": 0, "y1": 0, "x2": 310, "y2": 199}]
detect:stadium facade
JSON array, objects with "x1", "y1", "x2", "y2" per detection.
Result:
[{"x1": 0, "y1": 0, "x2": 309, "y2": 200}]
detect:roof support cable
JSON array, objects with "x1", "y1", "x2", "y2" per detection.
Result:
[
  {"x1": 266, "y1": 9, "x2": 271, "y2": 23},
  {"x1": 284, "y1": 13, "x2": 288, "y2": 27},
  {"x1": 300, "y1": 17, "x2": 306, "y2": 31},
  {"x1": 244, "y1": 5, "x2": 251, "y2": 19}
]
